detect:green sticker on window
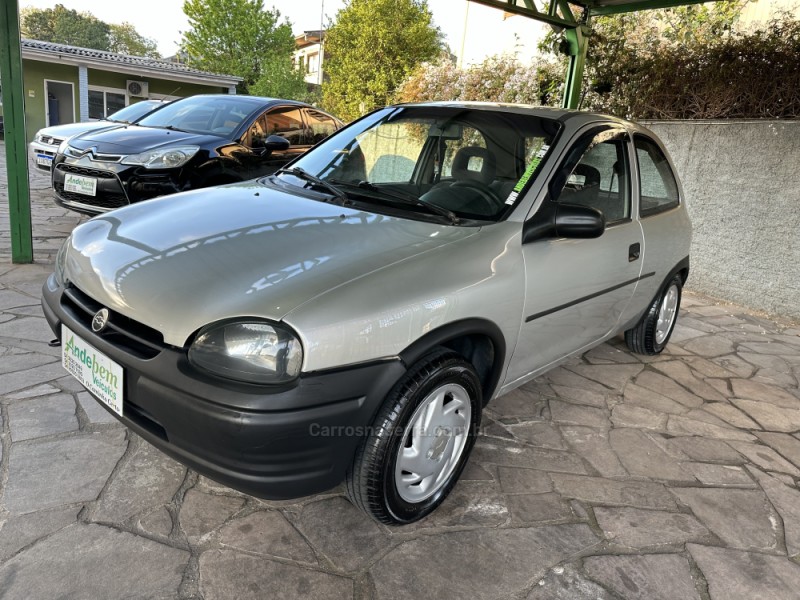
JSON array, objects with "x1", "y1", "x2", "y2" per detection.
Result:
[{"x1": 512, "y1": 145, "x2": 549, "y2": 194}]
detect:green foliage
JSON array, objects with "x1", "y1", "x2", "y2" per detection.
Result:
[
  {"x1": 108, "y1": 23, "x2": 160, "y2": 58},
  {"x1": 395, "y1": 55, "x2": 563, "y2": 107},
  {"x1": 181, "y1": 0, "x2": 298, "y2": 94},
  {"x1": 249, "y1": 59, "x2": 309, "y2": 101},
  {"x1": 21, "y1": 4, "x2": 110, "y2": 51},
  {"x1": 322, "y1": 0, "x2": 442, "y2": 121}
]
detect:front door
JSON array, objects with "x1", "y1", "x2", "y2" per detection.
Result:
[{"x1": 506, "y1": 128, "x2": 644, "y2": 384}]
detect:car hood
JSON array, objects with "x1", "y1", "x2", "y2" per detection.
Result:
[
  {"x1": 68, "y1": 125, "x2": 222, "y2": 153},
  {"x1": 36, "y1": 121, "x2": 119, "y2": 140},
  {"x1": 63, "y1": 181, "x2": 478, "y2": 346}
]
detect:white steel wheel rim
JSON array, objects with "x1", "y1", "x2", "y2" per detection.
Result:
[
  {"x1": 394, "y1": 383, "x2": 472, "y2": 504},
  {"x1": 655, "y1": 284, "x2": 679, "y2": 344}
]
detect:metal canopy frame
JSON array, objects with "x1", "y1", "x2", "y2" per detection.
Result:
[{"x1": 470, "y1": 0, "x2": 718, "y2": 109}]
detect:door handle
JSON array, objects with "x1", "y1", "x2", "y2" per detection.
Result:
[{"x1": 629, "y1": 243, "x2": 641, "y2": 262}]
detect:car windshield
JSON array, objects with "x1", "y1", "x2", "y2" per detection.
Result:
[
  {"x1": 280, "y1": 105, "x2": 561, "y2": 224},
  {"x1": 136, "y1": 96, "x2": 264, "y2": 136},
  {"x1": 106, "y1": 101, "x2": 163, "y2": 124}
]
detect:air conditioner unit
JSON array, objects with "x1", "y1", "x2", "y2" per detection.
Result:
[{"x1": 126, "y1": 80, "x2": 149, "y2": 97}]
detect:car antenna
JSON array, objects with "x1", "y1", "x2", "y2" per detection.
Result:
[{"x1": 157, "y1": 86, "x2": 181, "y2": 101}]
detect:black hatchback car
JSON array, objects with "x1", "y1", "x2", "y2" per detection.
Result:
[{"x1": 51, "y1": 94, "x2": 342, "y2": 215}]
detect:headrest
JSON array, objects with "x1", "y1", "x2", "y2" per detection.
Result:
[{"x1": 452, "y1": 146, "x2": 496, "y2": 184}]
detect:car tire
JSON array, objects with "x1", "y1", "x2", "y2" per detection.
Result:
[
  {"x1": 625, "y1": 275, "x2": 683, "y2": 355},
  {"x1": 346, "y1": 348, "x2": 482, "y2": 525}
]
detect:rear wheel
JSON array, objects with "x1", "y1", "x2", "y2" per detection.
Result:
[
  {"x1": 625, "y1": 275, "x2": 682, "y2": 355},
  {"x1": 346, "y1": 349, "x2": 482, "y2": 525}
]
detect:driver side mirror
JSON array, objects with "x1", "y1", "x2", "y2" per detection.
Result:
[
  {"x1": 522, "y1": 202, "x2": 605, "y2": 244},
  {"x1": 264, "y1": 135, "x2": 290, "y2": 152}
]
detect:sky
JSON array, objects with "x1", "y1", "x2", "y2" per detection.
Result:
[{"x1": 19, "y1": 0, "x2": 549, "y2": 65}]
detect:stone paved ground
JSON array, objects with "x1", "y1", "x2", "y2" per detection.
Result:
[{"x1": 1, "y1": 141, "x2": 800, "y2": 599}]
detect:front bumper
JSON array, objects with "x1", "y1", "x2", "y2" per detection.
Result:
[
  {"x1": 42, "y1": 276, "x2": 406, "y2": 499},
  {"x1": 29, "y1": 141, "x2": 59, "y2": 172}
]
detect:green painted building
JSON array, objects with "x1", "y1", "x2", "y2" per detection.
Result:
[{"x1": 0, "y1": 39, "x2": 242, "y2": 142}]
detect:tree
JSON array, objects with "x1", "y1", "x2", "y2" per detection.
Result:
[
  {"x1": 108, "y1": 23, "x2": 160, "y2": 58},
  {"x1": 181, "y1": 0, "x2": 302, "y2": 95},
  {"x1": 21, "y1": 4, "x2": 110, "y2": 50},
  {"x1": 322, "y1": 0, "x2": 442, "y2": 121}
]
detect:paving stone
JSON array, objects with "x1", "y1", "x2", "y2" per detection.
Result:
[
  {"x1": 0, "y1": 361, "x2": 71, "y2": 395},
  {"x1": 460, "y1": 461, "x2": 494, "y2": 481},
  {"x1": 684, "y1": 356, "x2": 739, "y2": 379},
  {"x1": 748, "y1": 468, "x2": 800, "y2": 556},
  {"x1": 567, "y1": 363, "x2": 644, "y2": 392},
  {"x1": 527, "y1": 563, "x2": 616, "y2": 600},
  {"x1": 0, "y1": 316, "x2": 55, "y2": 343},
  {"x1": 7, "y1": 393, "x2": 78, "y2": 441},
  {"x1": 218, "y1": 511, "x2": 317, "y2": 564},
  {"x1": 611, "y1": 404, "x2": 668, "y2": 430},
  {"x1": 753, "y1": 368, "x2": 798, "y2": 388},
  {"x1": 683, "y1": 334, "x2": 736, "y2": 357},
  {"x1": 497, "y1": 466, "x2": 553, "y2": 494},
  {"x1": 505, "y1": 492, "x2": 572, "y2": 524},
  {"x1": 138, "y1": 505, "x2": 174, "y2": 538},
  {"x1": 408, "y1": 481, "x2": 508, "y2": 528},
  {"x1": 0, "y1": 523, "x2": 189, "y2": 600},
  {"x1": 0, "y1": 352, "x2": 58, "y2": 376},
  {"x1": 2, "y1": 383, "x2": 60, "y2": 400},
  {"x1": 180, "y1": 489, "x2": 246, "y2": 544},
  {"x1": 371, "y1": 524, "x2": 599, "y2": 600},
  {"x1": 652, "y1": 360, "x2": 727, "y2": 401},
  {"x1": 667, "y1": 414, "x2": 757, "y2": 441},
  {"x1": 560, "y1": 426, "x2": 627, "y2": 477},
  {"x1": 507, "y1": 421, "x2": 568, "y2": 449},
  {"x1": 76, "y1": 391, "x2": 119, "y2": 425},
  {"x1": 584, "y1": 343, "x2": 641, "y2": 364},
  {"x1": 3, "y1": 430, "x2": 127, "y2": 514},
  {"x1": 672, "y1": 488, "x2": 779, "y2": 551},
  {"x1": 680, "y1": 462, "x2": 754, "y2": 486},
  {"x1": 550, "y1": 384, "x2": 608, "y2": 408},
  {"x1": 0, "y1": 507, "x2": 79, "y2": 562},
  {"x1": 488, "y1": 386, "x2": 550, "y2": 420},
  {"x1": 542, "y1": 367, "x2": 611, "y2": 394},
  {"x1": 712, "y1": 354, "x2": 756, "y2": 377},
  {"x1": 549, "y1": 400, "x2": 609, "y2": 429},
  {"x1": 550, "y1": 474, "x2": 677, "y2": 510},
  {"x1": 635, "y1": 371, "x2": 704, "y2": 409},
  {"x1": 200, "y1": 549, "x2": 352, "y2": 599},
  {"x1": 93, "y1": 437, "x2": 186, "y2": 524},
  {"x1": 0, "y1": 289, "x2": 39, "y2": 309},
  {"x1": 755, "y1": 432, "x2": 800, "y2": 469},
  {"x1": 733, "y1": 400, "x2": 800, "y2": 433},
  {"x1": 623, "y1": 382, "x2": 690, "y2": 415},
  {"x1": 702, "y1": 402, "x2": 761, "y2": 429},
  {"x1": 730, "y1": 379, "x2": 800, "y2": 409},
  {"x1": 594, "y1": 506, "x2": 711, "y2": 548},
  {"x1": 584, "y1": 554, "x2": 701, "y2": 600},
  {"x1": 740, "y1": 352, "x2": 793, "y2": 373},
  {"x1": 293, "y1": 497, "x2": 390, "y2": 572},
  {"x1": 728, "y1": 441, "x2": 800, "y2": 476},
  {"x1": 740, "y1": 341, "x2": 798, "y2": 355},
  {"x1": 611, "y1": 428, "x2": 695, "y2": 482},
  {"x1": 688, "y1": 544, "x2": 800, "y2": 599},
  {"x1": 668, "y1": 323, "x2": 708, "y2": 343},
  {"x1": 471, "y1": 438, "x2": 588, "y2": 474}
]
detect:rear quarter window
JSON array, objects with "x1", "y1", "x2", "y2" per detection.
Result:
[{"x1": 635, "y1": 135, "x2": 680, "y2": 217}]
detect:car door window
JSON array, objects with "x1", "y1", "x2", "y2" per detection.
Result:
[
  {"x1": 635, "y1": 135, "x2": 680, "y2": 216},
  {"x1": 266, "y1": 107, "x2": 307, "y2": 146},
  {"x1": 557, "y1": 131, "x2": 630, "y2": 224},
  {"x1": 243, "y1": 115, "x2": 268, "y2": 148},
  {"x1": 304, "y1": 109, "x2": 338, "y2": 145}
]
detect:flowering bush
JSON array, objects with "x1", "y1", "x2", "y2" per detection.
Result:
[{"x1": 395, "y1": 55, "x2": 564, "y2": 107}]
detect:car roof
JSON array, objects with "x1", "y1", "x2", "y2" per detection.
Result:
[{"x1": 177, "y1": 94, "x2": 311, "y2": 109}]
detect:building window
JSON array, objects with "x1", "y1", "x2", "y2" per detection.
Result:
[
  {"x1": 88, "y1": 89, "x2": 127, "y2": 120},
  {"x1": 307, "y1": 52, "x2": 319, "y2": 74}
]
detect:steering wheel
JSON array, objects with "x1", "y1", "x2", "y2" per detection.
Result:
[{"x1": 451, "y1": 179, "x2": 504, "y2": 215}]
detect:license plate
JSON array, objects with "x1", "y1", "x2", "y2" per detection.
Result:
[
  {"x1": 64, "y1": 174, "x2": 97, "y2": 197},
  {"x1": 61, "y1": 325, "x2": 124, "y2": 416},
  {"x1": 36, "y1": 154, "x2": 53, "y2": 166}
]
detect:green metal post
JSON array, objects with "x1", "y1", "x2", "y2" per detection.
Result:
[
  {"x1": 561, "y1": 25, "x2": 590, "y2": 110},
  {"x1": 0, "y1": 0, "x2": 33, "y2": 263}
]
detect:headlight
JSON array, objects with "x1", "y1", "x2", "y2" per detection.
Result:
[
  {"x1": 54, "y1": 236, "x2": 70, "y2": 286},
  {"x1": 188, "y1": 321, "x2": 303, "y2": 384},
  {"x1": 120, "y1": 145, "x2": 199, "y2": 169},
  {"x1": 57, "y1": 139, "x2": 70, "y2": 155},
  {"x1": 35, "y1": 133, "x2": 45, "y2": 143}
]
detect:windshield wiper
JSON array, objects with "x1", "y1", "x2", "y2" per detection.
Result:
[
  {"x1": 276, "y1": 167, "x2": 348, "y2": 204},
  {"x1": 332, "y1": 179, "x2": 460, "y2": 225},
  {"x1": 160, "y1": 125, "x2": 188, "y2": 132}
]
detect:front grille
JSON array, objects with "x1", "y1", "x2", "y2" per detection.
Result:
[
  {"x1": 61, "y1": 285, "x2": 166, "y2": 359},
  {"x1": 54, "y1": 183, "x2": 128, "y2": 210},
  {"x1": 58, "y1": 164, "x2": 117, "y2": 178},
  {"x1": 40, "y1": 135, "x2": 64, "y2": 145}
]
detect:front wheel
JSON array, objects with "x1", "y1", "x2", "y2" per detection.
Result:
[
  {"x1": 625, "y1": 275, "x2": 683, "y2": 355},
  {"x1": 346, "y1": 349, "x2": 482, "y2": 525}
]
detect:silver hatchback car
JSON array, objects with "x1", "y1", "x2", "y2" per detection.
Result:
[{"x1": 43, "y1": 102, "x2": 691, "y2": 524}]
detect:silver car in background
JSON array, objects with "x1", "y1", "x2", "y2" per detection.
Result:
[{"x1": 43, "y1": 102, "x2": 691, "y2": 524}]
